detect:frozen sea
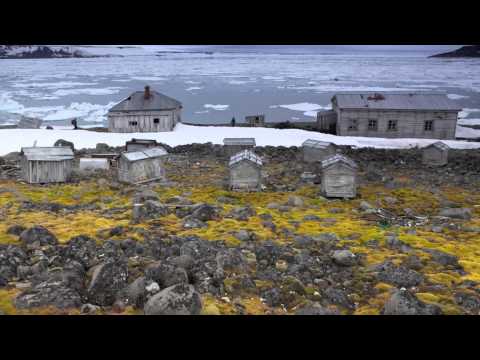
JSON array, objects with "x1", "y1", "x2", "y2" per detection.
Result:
[{"x1": 1, "y1": 46, "x2": 480, "y2": 129}]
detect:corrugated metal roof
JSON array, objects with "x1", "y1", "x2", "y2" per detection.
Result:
[
  {"x1": 302, "y1": 139, "x2": 335, "y2": 149},
  {"x1": 121, "y1": 147, "x2": 168, "y2": 162},
  {"x1": 223, "y1": 138, "x2": 256, "y2": 146},
  {"x1": 21, "y1": 147, "x2": 74, "y2": 161},
  {"x1": 109, "y1": 90, "x2": 182, "y2": 112},
  {"x1": 334, "y1": 92, "x2": 461, "y2": 111},
  {"x1": 426, "y1": 141, "x2": 450, "y2": 151},
  {"x1": 321, "y1": 154, "x2": 357, "y2": 169},
  {"x1": 229, "y1": 150, "x2": 263, "y2": 167}
]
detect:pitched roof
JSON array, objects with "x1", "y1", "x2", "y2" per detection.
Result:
[
  {"x1": 334, "y1": 92, "x2": 461, "y2": 111},
  {"x1": 121, "y1": 147, "x2": 168, "y2": 162},
  {"x1": 302, "y1": 139, "x2": 335, "y2": 149},
  {"x1": 21, "y1": 146, "x2": 74, "y2": 161},
  {"x1": 229, "y1": 150, "x2": 263, "y2": 167},
  {"x1": 109, "y1": 90, "x2": 182, "y2": 112},
  {"x1": 425, "y1": 141, "x2": 450, "y2": 151},
  {"x1": 320, "y1": 154, "x2": 357, "y2": 169},
  {"x1": 223, "y1": 138, "x2": 256, "y2": 146}
]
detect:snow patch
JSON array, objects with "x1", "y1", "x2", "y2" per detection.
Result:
[
  {"x1": 447, "y1": 94, "x2": 469, "y2": 100},
  {"x1": 204, "y1": 104, "x2": 229, "y2": 111}
]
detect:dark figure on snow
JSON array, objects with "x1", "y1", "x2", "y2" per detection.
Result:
[
  {"x1": 231, "y1": 117, "x2": 236, "y2": 127},
  {"x1": 71, "y1": 118, "x2": 78, "y2": 130}
]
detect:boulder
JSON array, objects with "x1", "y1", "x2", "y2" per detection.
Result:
[
  {"x1": 191, "y1": 204, "x2": 219, "y2": 222},
  {"x1": 332, "y1": 250, "x2": 356, "y2": 267},
  {"x1": 228, "y1": 206, "x2": 256, "y2": 221},
  {"x1": 64, "y1": 235, "x2": 98, "y2": 268},
  {"x1": 287, "y1": 196, "x2": 304, "y2": 207},
  {"x1": 375, "y1": 261, "x2": 424, "y2": 288},
  {"x1": 145, "y1": 262, "x2": 189, "y2": 288},
  {"x1": 132, "y1": 200, "x2": 169, "y2": 223},
  {"x1": 382, "y1": 289, "x2": 442, "y2": 315},
  {"x1": 438, "y1": 208, "x2": 472, "y2": 220},
  {"x1": 87, "y1": 260, "x2": 128, "y2": 306},
  {"x1": 132, "y1": 189, "x2": 159, "y2": 204},
  {"x1": 14, "y1": 281, "x2": 82, "y2": 310},
  {"x1": 19, "y1": 226, "x2": 58, "y2": 247},
  {"x1": 6, "y1": 225, "x2": 26, "y2": 236},
  {"x1": 144, "y1": 283, "x2": 202, "y2": 315},
  {"x1": 295, "y1": 303, "x2": 340, "y2": 315}
]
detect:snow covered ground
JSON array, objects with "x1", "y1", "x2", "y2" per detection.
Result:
[{"x1": 0, "y1": 123, "x2": 478, "y2": 156}]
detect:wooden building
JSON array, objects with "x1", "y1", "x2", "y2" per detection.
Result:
[
  {"x1": 318, "y1": 92, "x2": 460, "y2": 140},
  {"x1": 125, "y1": 138, "x2": 162, "y2": 152},
  {"x1": 320, "y1": 154, "x2": 358, "y2": 198},
  {"x1": 20, "y1": 147, "x2": 74, "y2": 184},
  {"x1": 117, "y1": 147, "x2": 168, "y2": 184},
  {"x1": 229, "y1": 150, "x2": 263, "y2": 191},
  {"x1": 422, "y1": 141, "x2": 449, "y2": 166},
  {"x1": 18, "y1": 116, "x2": 42, "y2": 129},
  {"x1": 302, "y1": 139, "x2": 337, "y2": 163},
  {"x1": 108, "y1": 86, "x2": 182, "y2": 133},
  {"x1": 223, "y1": 138, "x2": 256, "y2": 157},
  {"x1": 246, "y1": 114, "x2": 265, "y2": 127}
]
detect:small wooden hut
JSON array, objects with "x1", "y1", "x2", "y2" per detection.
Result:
[
  {"x1": 229, "y1": 150, "x2": 263, "y2": 191},
  {"x1": 422, "y1": 141, "x2": 449, "y2": 166},
  {"x1": 320, "y1": 154, "x2": 358, "y2": 198},
  {"x1": 18, "y1": 116, "x2": 43, "y2": 129},
  {"x1": 246, "y1": 114, "x2": 265, "y2": 127},
  {"x1": 117, "y1": 147, "x2": 168, "y2": 184},
  {"x1": 125, "y1": 138, "x2": 161, "y2": 152},
  {"x1": 223, "y1": 138, "x2": 256, "y2": 157},
  {"x1": 20, "y1": 147, "x2": 74, "y2": 184},
  {"x1": 302, "y1": 139, "x2": 337, "y2": 163}
]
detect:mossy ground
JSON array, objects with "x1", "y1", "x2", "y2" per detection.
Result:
[{"x1": 1, "y1": 161, "x2": 479, "y2": 315}]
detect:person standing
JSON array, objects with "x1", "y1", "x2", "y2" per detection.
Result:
[
  {"x1": 231, "y1": 117, "x2": 236, "y2": 127},
  {"x1": 71, "y1": 118, "x2": 78, "y2": 130}
]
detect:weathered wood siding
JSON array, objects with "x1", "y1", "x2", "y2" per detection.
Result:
[
  {"x1": 229, "y1": 161, "x2": 261, "y2": 191},
  {"x1": 21, "y1": 159, "x2": 73, "y2": 184},
  {"x1": 317, "y1": 111, "x2": 337, "y2": 132},
  {"x1": 118, "y1": 157, "x2": 165, "y2": 184},
  {"x1": 108, "y1": 109, "x2": 181, "y2": 133},
  {"x1": 303, "y1": 145, "x2": 336, "y2": 163},
  {"x1": 321, "y1": 163, "x2": 357, "y2": 198},
  {"x1": 422, "y1": 147, "x2": 448, "y2": 166},
  {"x1": 335, "y1": 109, "x2": 457, "y2": 139}
]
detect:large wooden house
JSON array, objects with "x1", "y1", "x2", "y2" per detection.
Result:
[{"x1": 108, "y1": 86, "x2": 182, "y2": 133}]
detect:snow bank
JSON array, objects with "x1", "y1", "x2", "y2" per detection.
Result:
[{"x1": 1, "y1": 123, "x2": 479, "y2": 156}]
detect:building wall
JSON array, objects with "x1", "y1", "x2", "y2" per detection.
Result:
[
  {"x1": 422, "y1": 147, "x2": 448, "y2": 166},
  {"x1": 321, "y1": 163, "x2": 357, "y2": 198},
  {"x1": 246, "y1": 115, "x2": 265, "y2": 127},
  {"x1": 108, "y1": 109, "x2": 181, "y2": 133},
  {"x1": 21, "y1": 159, "x2": 73, "y2": 184},
  {"x1": 118, "y1": 157, "x2": 165, "y2": 183},
  {"x1": 336, "y1": 109, "x2": 457, "y2": 139},
  {"x1": 229, "y1": 161, "x2": 261, "y2": 191}
]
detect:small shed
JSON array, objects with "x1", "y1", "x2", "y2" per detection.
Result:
[
  {"x1": 246, "y1": 114, "x2": 265, "y2": 127},
  {"x1": 302, "y1": 139, "x2": 337, "y2": 163},
  {"x1": 229, "y1": 150, "x2": 263, "y2": 191},
  {"x1": 320, "y1": 154, "x2": 358, "y2": 198},
  {"x1": 223, "y1": 138, "x2": 256, "y2": 157},
  {"x1": 18, "y1": 116, "x2": 43, "y2": 129},
  {"x1": 118, "y1": 147, "x2": 168, "y2": 184},
  {"x1": 20, "y1": 147, "x2": 74, "y2": 184},
  {"x1": 422, "y1": 141, "x2": 449, "y2": 166},
  {"x1": 125, "y1": 138, "x2": 161, "y2": 152}
]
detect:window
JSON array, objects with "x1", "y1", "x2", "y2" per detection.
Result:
[
  {"x1": 347, "y1": 119, "x2": 358, "y2": 131},
  {"x1": 129, "y1": 121, "x2": 138, "y2": 126},
  {"x1": 368, "y1": 119, "x2": 378, "y2": 131},
  {"x1": 424, "y1": 120, "x2": 434, "y2": 131},
  {"x1": 153, "y1": 118, "x2": 160, "y2": 124},
  {"x1": 387, "y1": 120, "x2": 397, "y2": 131}
]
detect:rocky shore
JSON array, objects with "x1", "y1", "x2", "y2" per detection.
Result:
[{"x1": 0, "y1": 143, "x2": 479, "y2": 315}]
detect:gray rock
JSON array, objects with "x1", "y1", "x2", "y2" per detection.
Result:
[
  {"x1": 332, "y1": 250, "x2": 356, "y2": 267},
  {"x1": 287, "y1": 196, "x2": 304, "y2": 207},
  {"x1": 359, "y1": 201, "x2": 374, "y2": 212},
  {"x1": 15, "y1": 282, "x2": 82, "y2": 310},
  {"x1": 19, "y1": 226, "x2": 58, "y2": 247},
  {"x1": 234, "y1": 229, "x2": 255, "y2": 242},
  {"x1": 182, "y1": 216, "x2": 207, "y2": 229},
  {"x1": 87, "y1": 260, "x2": 128, "y2": 306},
  {"x1": 144, "y1": 283, "x2": 202, "y2": 315},
  {"x1": 228, "y1": 206, "x2": 256, "y2": 221},
  {"x1": 145, "y1": 262, "x2": 189, "y2": 288},
  {"x1": 80, "y1": 303, "x2": 101, "y2": 314},
  {"x1": 375, "y1": 261, "x2": 424, "y2": 288},
  {"x1": 295, "y1": 303, "x2": 340, "y2": 315},
  {"x1": 454, "y1": 291, "x2": 480, "y2": 314},
  {"x1": 132, "y1": 200, "x2": 169, "y2": 223},
  {"x1": 117, "y1": 277, "x2": 148, "y2": 308},
  {"x1": 132, "y1": 189, "x2": 159, "y2": 204},
  {"x1": 169, "y1": 255, "x2": 195, "y2": 271},
  {"x1": 216, "y1": 248, "x2": 246, "y2": 272},
  {"x1": 64, "y1": 235, "x2": 98, "y2": 268},
  {"x1": 438, "y1": 208, "x2": 472, "y2": 220},
  {"x1": 382, "y1": 289, "x2": 442, "y2": 315},
  {"x1": 191, "y1": 204, "x2": 219, "y2": 222},
  {"x1": 6, "y1": 225, "x2": 26, "y2": 236}
]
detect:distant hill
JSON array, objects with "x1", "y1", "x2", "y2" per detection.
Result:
[
  {"x1": 430, "y1": 45, "x2": 480, "y2": 58},
  {"x1": 0, "y1": 45, "x2": 115, "y2": 59}
]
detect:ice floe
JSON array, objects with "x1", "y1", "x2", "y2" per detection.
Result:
[{"x1": 204, "y1": 104, "x2": 229, "y2": 111}]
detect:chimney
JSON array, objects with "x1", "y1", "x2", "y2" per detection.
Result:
[{"x1": 144, "y1": 85, "x2": 151, "y2": 100}]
